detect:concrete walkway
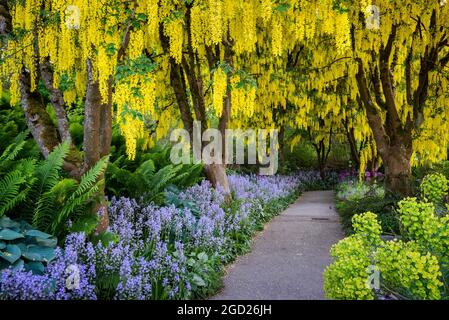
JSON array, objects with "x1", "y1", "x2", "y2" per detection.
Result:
[{"x1": 211, "y1": 191, "x2": 344, "y2": 300}]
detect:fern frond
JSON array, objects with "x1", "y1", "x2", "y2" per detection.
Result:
[
  {"x1": 51, "y1": 183, "x2": 100, "y2": 234},
  {"x1": 76, "y1": 156, "x2": 109, "y2": 196},
  {"x1": 0, "y1": 131, "x2": 29, "y2": 163},
  {"x1": 0, "y1": 170, "x2": 27, "y2": 216},
  {"x1": 33, "y1": 142, "x2": 70, "y2": 201},
  {"x1": 32, "y1": 178, "x2": 78, "y2": 232},
  {"x1": 136, "y1": 159, "x2": 155, "y2": 177},
  {"x1": 15, "y1": 158, "x2": 37, "y2": 178},
  {"x1": 151, "y1": 164, "x2": 179, "y2": 192},
  {"x1": 49, "y1": 156, "x2": 109, "y2": 234},
  {"x1": 180, "y1": 164, "x2": 204, "y2": 186}
]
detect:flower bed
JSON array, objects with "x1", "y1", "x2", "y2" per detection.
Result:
[{"x1": 1, "y1": 174, "x2": 309, "y2": 300}]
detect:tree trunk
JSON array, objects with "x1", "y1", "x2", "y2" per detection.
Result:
[
  {"x1": 278, "y1": 125, "x2": 285, "y2": 168},
  {"x1": 382, "y1": 145, "x2": 413, "y2": 197},
  {"x1": 39, "y1": 59, "x2": 72, "y2": 144},
  {"x1": 161, "y1": 7, "x2": 232, "y2": 198},
  {"x1": 0, "y1": 0, "x2": 12, "y2": 38},
  {"x1": 85, "y1": 59, "x2": 110, "y2": 233},
  {"x1": 204, "y1": 164, "x2": 231, "y2": 198},
  {"x1": 345, "y1": 125, "x2": 360, "y2": 167},
  {"x1": 355, "y1": 56, "x2": 414, "y2": 197},
  {"x1": 19, "y1": 68, "x2": 61, "y2": 158}
]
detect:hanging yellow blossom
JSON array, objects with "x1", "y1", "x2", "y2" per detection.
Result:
[
  {"x1": 164, "y1": 16, "x2": 184, "y2": 64},
  {"x1": 212, "y1": 67, "x2": 228, "y2": 117}
]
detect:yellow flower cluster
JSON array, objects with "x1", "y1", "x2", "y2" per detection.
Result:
[
  {"x1": 190, "y1": 4, "x2": 204, "y2": 52},
  {"x1": 164, "y1": 17, "x2": 184, "y2": 64},
  {"x1": 335, "y1": 13, "x2": 351, "y2": 54},
  {"x1": 114, "y1": 75, "x2": 156, "y2": 160},
  {"x1": 212, "y1": 67, "x2": 228, "y2": 117},
  {"x1": 260, "y1": 0, "x2": 272, "y2": 23},
  {"x1": 231, "y1": 1, "x2": 257, "y2": 54},
  {"x1": 207, "y1": 0, "x2": 223, "y2": 46},
  {"x1": 231, "y1": 74, "x2": 256, "y2": 119},
  {"x1": 271, "y1": 15, "x2": 283, "y2": 56}
]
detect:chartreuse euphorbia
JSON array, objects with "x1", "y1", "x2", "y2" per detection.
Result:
[{"x1": 324, "y1": 209, "x2": 444, "y2": 300}]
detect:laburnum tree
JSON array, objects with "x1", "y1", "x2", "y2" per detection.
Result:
[
  {"x1": 1, "y1": 0, "x2": 448, "y2": 226},
  {"x1": 0, "y1": 0, "x2": 139, "y2": 231},
  {"x1": 255, "y1": 0, "x2": 449, "y2": 196},
  {"x1": 237, "y1": 4, "x2": 376, "y2": 180},
  {"x1": 347, "y1": 0, "x2": 449, "y2": 195},
  {"x1": 155, "y1": 0, "x2": 262, "y2": 195},
  {"x1": 0, "y1": 0, "x2": 283, "y2": 229}
]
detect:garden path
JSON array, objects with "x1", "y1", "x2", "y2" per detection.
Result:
[{"x1": 211, "y1": 191, "x2": 344, "y2": 300}]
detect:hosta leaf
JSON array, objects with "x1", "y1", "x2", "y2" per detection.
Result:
[
  {"x1": 0, "y1": 228, "x2": 24, "y2": 240},
  {"x1": 25, "y1": 229, "x2": 53, "y2": 239},
  {"x1": 24, "y1": 245, "x2": 56, "y2": 263},
  {"x1": 24, "y1": 261, "x2": 45, "y2": 274},
  {"x1": 11, "y1": 258, "x2": 24, "y2": 271},
  {"x1": 35, "y1": 237, "x2": 58, "y2": 248},
  {"x1": 0, "y1": 244, "x2": 21, "y2": 263},
  {"x1": 0, "y1": 216, "x2": 20, "y2": 229}
]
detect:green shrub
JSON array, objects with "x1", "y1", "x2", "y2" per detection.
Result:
[
  {"x1": 375, "y1": 240, "x2": 442, "y2": 300},
  {"x1": 323, "y1": 233, "x2": 374, "y2": 300},
  {"x1": 352, "y1": 212, "x2": 382, "y2": 246},
  {"x1": 336, "y1": 196, "x2": 399, "y2": 235},
  {"x1": 420, "y1": 173, "x2": 449, "y2": 205},
  {"x1": 106, "y1": 145, "x2": 204, "y2": 205},
  {"x1": 324, "y1": 209, "x2": 445, "y2": 300},
  {"x1": 398, "y1": 197, "x2": 449, "y2": 264}
]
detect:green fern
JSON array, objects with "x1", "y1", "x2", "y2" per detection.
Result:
[
  {"x1": 0, "y1": 170, "x2": 28, "y2": 216},
  {"x1": 76, "y1": 156, "x2": 109, "y2": 196},
  {"x1": 0, "y1": 134, "x2": 37, "y2": 217},
  {"x1": 0, "y1": 131, "x2": 28, "y2": 163},
  {"x1": 49, "y1": 156, "x2": 109, "y2": 234},
  {"x1": 135, "y1": 159, "x2": 155, "y2": 177},
  {"x1": 33, "y1": 142, "x2": 69, "y2": 201},
  {"x1": 32, "y1": 178, "x2": 78, "y2": 232}
]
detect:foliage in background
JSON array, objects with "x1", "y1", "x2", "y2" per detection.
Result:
[
  {"x1": 106, "y1": 144, "x2": 204, "y2": 205},
  {"x1": 335, "y1": 178, "x2": 399, "y2": 235}
]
